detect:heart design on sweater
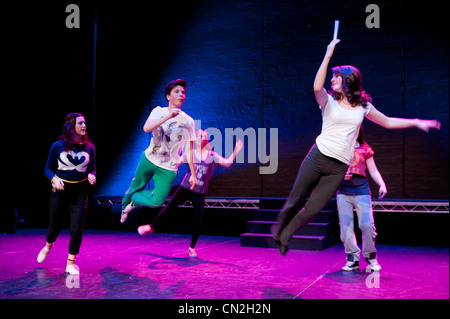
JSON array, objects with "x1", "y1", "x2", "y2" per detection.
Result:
[{"x1": 58, "y1": 151, "x2": 90, "y2": 172}]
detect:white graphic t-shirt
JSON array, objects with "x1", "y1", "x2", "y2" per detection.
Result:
[{"x1": 144, "y1": 106, "x2": 196, "y2": 171}]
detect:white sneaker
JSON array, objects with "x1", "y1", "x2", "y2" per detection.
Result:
[
  {"x1": 120, "y1": 203, "x2": 135, "y2": 223},
  {"x1": 342, "y1": 255, "x2": 359, "y2": 271},
  {"x1": 37, "y1": 245, "x2": 52, "y2": 263},
  {"x1": 366, "y1": 258, "x2": 381, "y2": 271},
  {"x1": 66, "y1": 264, "x2": 80, "y2": 276}
]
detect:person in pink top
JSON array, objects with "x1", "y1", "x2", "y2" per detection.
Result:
[{"x1": 336, "y1": 126, "x2": 387, "y2": 271}]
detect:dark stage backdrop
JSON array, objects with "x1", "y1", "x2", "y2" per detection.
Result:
[{"x1": 7, "y1": 0, "x2": 448, "y2": 226}]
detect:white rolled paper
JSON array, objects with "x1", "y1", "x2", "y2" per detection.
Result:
[{"x1": 333, "y1": 20, "x2": 340, "y2": 40}]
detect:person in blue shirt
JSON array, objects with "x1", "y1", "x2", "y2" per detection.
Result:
[{"x1": 38, "y1": 113, "x2": 96, "y2": 276}]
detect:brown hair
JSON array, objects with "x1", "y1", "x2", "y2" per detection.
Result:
[
  {"x1": 330, "y1": 65, "x2": 372, "y2": 107},
  {"x1": 59, "y1": 113, "x2": 94, "y2": 151}
]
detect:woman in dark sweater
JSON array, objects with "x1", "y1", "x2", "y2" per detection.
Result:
[{"x1": 38, "y1": 113, "x2": 96, "y2": 276}]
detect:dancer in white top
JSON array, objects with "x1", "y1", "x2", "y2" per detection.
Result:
[{"x1": 272, "y1": 39, "x2": 441, "y2": 256}]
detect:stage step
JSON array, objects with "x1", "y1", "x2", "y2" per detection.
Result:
[
  {"x1": 240, "y1": 233, "x2": 332, "y2": 251},
  {"x1": 246, "y1": 220, "x2": 331, "y2": 236},
  {"x1": 253, "y1": 209, "x2": 335, "y2": 223},
  {"x1": 259, "y1": 197, "x2": 337, "y2": 211},
  {"x1": 240, "y1": 198, "x2": 338, "y2": 251}
]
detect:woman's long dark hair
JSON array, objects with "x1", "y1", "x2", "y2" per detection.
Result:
[
  {"x1": 329, "y1": 65, "x2": 372, "y2": 108},
  {"x1": 60, "y1": 113, "x2": 94, "y2": 151}
]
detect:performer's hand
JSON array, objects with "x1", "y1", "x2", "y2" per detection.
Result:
[
  {"x1": 168, "y1": 108, "x2": 180, "y2": 119},
  {"x1": 378, "y1": 185, "x2": 387, "y2": 199},
  {"x1": 325, "y1": 39, "x2": 341, "y2": 59},
  {"x1": 51, "y1": 176, "x2": 65, "y2": 191},
  {"x1": 88, "y1": 173, "x2": 97, "y2": 185},
  {"x1": 235, "y1": 139, "x2": 244, "y2": 154},
  {"x1": 189, "y1": 174, "x2": 197, "y2": 190},
  {"x1": 417, "y1": 119, "x2": 441, "y2": 133}
]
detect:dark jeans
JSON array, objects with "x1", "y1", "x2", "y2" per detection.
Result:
[
  {"x1": 152, "y1": 185, "x2": 205, "y2": 248},
  {"x1": 275, "y1": 144, "x2": 349, "y2": 245},
  {"x1": 46, "y1": 182, "x2": 89, "y2": 255}
]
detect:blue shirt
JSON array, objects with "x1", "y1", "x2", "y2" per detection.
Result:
[{"x1": 44, "y1": 140, "x2": 96, "y2": 182}]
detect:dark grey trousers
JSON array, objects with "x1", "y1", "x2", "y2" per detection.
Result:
[{"x1": 274, "y1": 144, "x2": 348, "y2": 245}]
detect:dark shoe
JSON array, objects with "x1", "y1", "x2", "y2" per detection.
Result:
[
  {"x1": 271, "y1": 225, "x2": 288, "y2": 256},
  {"x1": 279, "y1": 243, "x2": 289, "y2": 256}
]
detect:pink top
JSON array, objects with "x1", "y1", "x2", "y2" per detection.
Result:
[{"x1": 346, "y1": 142, "x2": 374, "y2": 177}]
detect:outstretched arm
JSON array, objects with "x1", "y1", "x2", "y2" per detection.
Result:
[
  {"x1": 218, "y1": 139, "x2": 244, "y2": 168},
  {"x1": 366, "y1": 106, "x2": 441, "y2": 132},
  {"x1": 314, "y1": 39, "x2": 340, "y2": 107}
]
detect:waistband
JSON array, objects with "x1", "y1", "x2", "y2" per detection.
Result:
[{"x1": 56, "y1": 175, "x2": 87, "y2": 184}]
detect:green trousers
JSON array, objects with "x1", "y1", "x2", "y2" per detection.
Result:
[{"x1": 122, "y1": 152, "x2": 177, "y2": 210}]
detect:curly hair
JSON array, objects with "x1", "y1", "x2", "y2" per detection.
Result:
[
  {"x1": 60, "y1": 113, "x2": 94, "y2": 151},
  {"x1": 329, "y1": 65, "x2": 372, "y2": 107}
]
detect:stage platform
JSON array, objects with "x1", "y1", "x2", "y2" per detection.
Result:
[
  {"x1": 0, "y1": 229, "x2": 448, "y2": 300},
  {"x1": 85, "y1": 197, "x2": 449, "y2": 248}
]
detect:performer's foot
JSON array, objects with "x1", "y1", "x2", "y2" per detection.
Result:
[
  {"x1": 188, "y1": 247, "x2": 197, "y2": 258},
  {"x1": 137, "y1": 224, "x2": 153, "y2": 235},
  {"x1": 65, "y1": 264, "x2": 79, "y2": 276},
  {"x1": 365, "y1": 257, "x2": 381, "y2": 271},
  {"x1": 342, "y1": 255, "x2": 359, "y2": 271},
  {"x1": 270, "y1": 225, "x2": 288, "y2": 256},
  {"x1": 120, "y1": 203, "x2": 135, "y2": 223},
  {"x1": 37, "y1": 243, "x2": 53, "y2": 263},
  {"x1": 279, "y1": 244, "x2": 288, "y2": 256}
]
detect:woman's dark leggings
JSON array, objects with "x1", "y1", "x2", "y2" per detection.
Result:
[
  {"x1": 151, "y1": 185, "x2": 205, "y2": 248},
  {"x1": 46, "y1": 182, "x2": 89, "y2": 255},
  {"x1": 274, "y1": 144, "x2": 349, "y2": 245}
]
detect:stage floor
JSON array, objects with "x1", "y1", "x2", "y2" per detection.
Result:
[{"x1": 0, "y1": 229, "x2": 448, "y2": 300}]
